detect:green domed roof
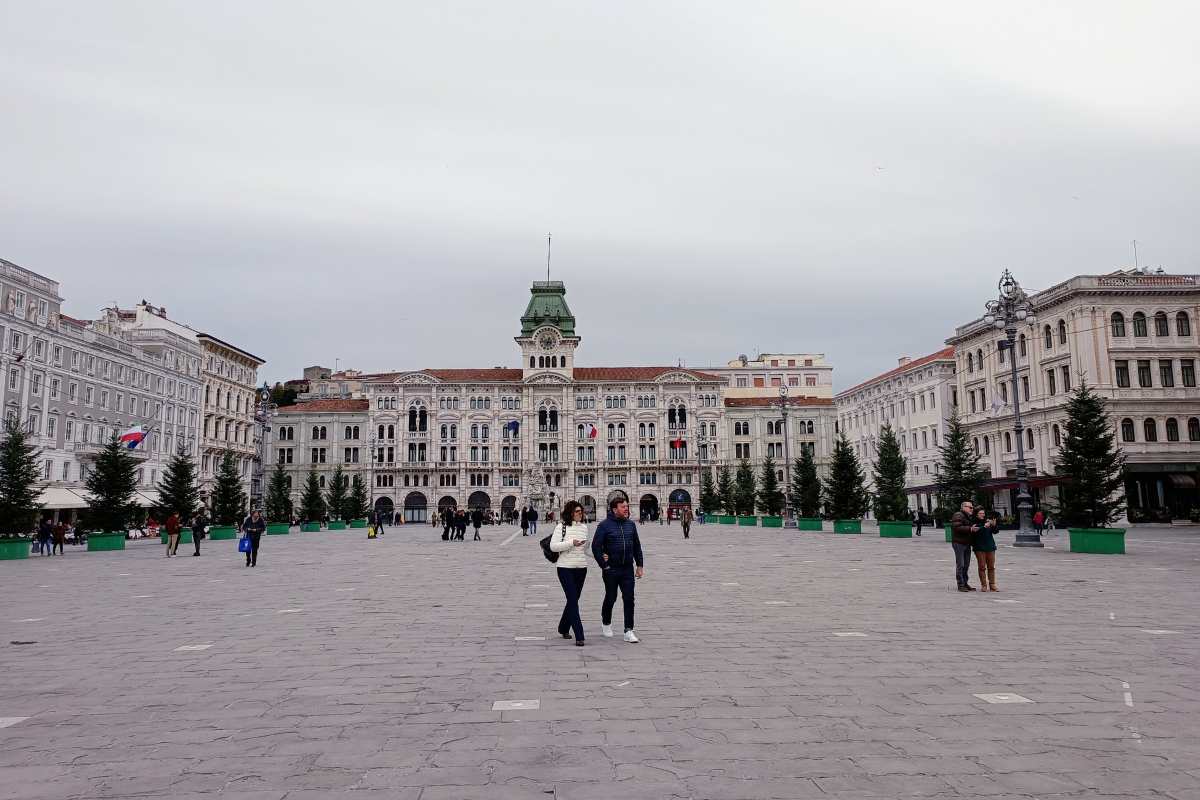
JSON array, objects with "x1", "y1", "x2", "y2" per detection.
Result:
[{"x1": 520, "y1": 281, "x2": 576, "y2": 336}]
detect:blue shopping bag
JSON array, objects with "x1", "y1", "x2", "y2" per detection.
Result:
[{"x1": 238, "y1": 536, "x2": 252, "y2": 553}]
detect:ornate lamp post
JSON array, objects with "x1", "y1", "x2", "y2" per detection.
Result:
[
  {"x1": 983, "y1": 270, "x2": 1042, "y2": 548},
  {"x1": 250, "y1": 382, "x2": 278, "y2": 512},
  {"x1": 780, "y1": 384, "x2": 796, "y2": 527},
  {"x1": 368, "y1": 434, "x2": 378, "y2": 519}
]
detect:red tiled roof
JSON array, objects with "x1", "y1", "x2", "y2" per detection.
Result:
[
  {"x1": 277, "y1": 399, "x2": 369, "y2": 414},
  {"x1": 573, "y1": 367, "x2": 722, "y2": 382},
  {"x1": 723, "y1": 396, "x2": 834, "y2": 408},
  {"x1": 57, "y1": 314, "x2": 88, "y2": 327},
  {"x1": 835, "y1": 347, "x2": 956, "y2": 398},
  {"x1": 422, "y1": 368, "x2": 524, "y2": 383}
]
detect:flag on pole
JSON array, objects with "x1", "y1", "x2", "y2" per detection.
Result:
[
  {"x1": 586, "y1": 423, "x2": 598, "y2": 439},
  {"x1": 670, "y1": 437, "x2": 685, "y2": 449},
  {"x1": 118, "y1": 425, "x2": 148, "y2": 450},
  {"x1": 505, "y1": 420, "x2": 520, "y2": 435}
]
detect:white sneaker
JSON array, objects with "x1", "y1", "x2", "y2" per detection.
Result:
[
  {"x1": 623, "y1": 630, "x2": 639, "y2": 643},
  {"x1": 601, "y1": 625, "x2": 614, "y2": 638}
]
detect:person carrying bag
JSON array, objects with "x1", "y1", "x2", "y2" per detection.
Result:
[{"x1": 549, "y1": 501, "x2": 591, "y2": 646}]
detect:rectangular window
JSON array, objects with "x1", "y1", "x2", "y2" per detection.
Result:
[
  {"x1": 1159, "y1": 360, "x2": 1174, "y2": 388},
  {"x1": 1137, "y1": 360, "x2": 1152, "y2": 388},
  {"x1": 1061, "y1": 366, "x2": 1071, "y2": 392},
  {"x1": 1115, "y1": 361, "x2": 1130, "y2": 388},
  {"x1": 735, "y1": 377, "x2": 747, "y2": 388},
  {"x1": 1046, "y1": 369, "x2": 1056, "y2": 396},
  {"x1": 1182, "y1": 359, "x2": 1196, "y2": 387},
  {"x1": 753, "y1": 377, "x2": 765, "y2": 388}
]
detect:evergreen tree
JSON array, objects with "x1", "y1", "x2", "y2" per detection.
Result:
[
  {"x1": 757, "y1": 456, "x2": 784, "y2": 515},
  {"x1": 825, "y1": 433, "x2": 869, "y2": 520},
  {"x1": 0, "y1": 414, "x2": 44, "y2": 536},
  {"x1": 346, "y1": 474, "x2": 371, "y2": 520},
  {"x1": 269, "y1": 382, "x2": 298, "y2": 408},
  {"x1": 871, "y1": 424, "x2": 910, "y2": 522},
  {"x1": 84, "y1": 436, "x2": 139, "y2": 533},
  {"x1": 299, "y1": 468, "x2": 326, "y2": 522},
  {"x1": 699, "y1": 467, "x2": 719, "y2": 515},
  {"x1": 156, "y1": 451, "x2": 200, "y2": 522},
  {"x1": 733, "y1": 459, "x2": 757, "y2": 516},
  {"x1": 210, "y1": 451, "x2": 247, "y2": 525},
  {"x1": 1053, "y1": 380, "x2": 1127, "y2": 528},
  {"x1": 325, "y1": 465, "x2": 349, "y2": 520},
  {"x1": 790, "y1": 446, "x2": 822, "y2": 518},
  {"x1": 265, "y1": 461, "x2": 292, "y2": 522},
  {"x1": 715, "y1": 464, "x2": 735, "y2": 514},
  {"x1": 935, "y1": 410, "x2": 987, "y2": 512}
]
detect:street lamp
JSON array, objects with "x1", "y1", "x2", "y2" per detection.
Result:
[
  {"x1": 780, "y1": 384, "x2": 796, "y2": 528},
  {"x1": 984, "y1": 270, "x2": 1042, "y2": 548},
  {"x1": 250, "y1": 382, "x2": 278, "y2": 512},
  {"x1": 368, "y1": 434, "x2": 378, "y2": 519}
]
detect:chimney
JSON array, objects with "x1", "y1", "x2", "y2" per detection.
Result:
[{"x1": 897, "y1": 356, "x2": 911, "y2": 367}]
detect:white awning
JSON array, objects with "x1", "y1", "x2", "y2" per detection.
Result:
[
  {"x1": 37, "y1": 487, "x2": 90, "y2": 509},
  {"x1": 133, "y1": 490, "x2": 161, "y2": 508}
]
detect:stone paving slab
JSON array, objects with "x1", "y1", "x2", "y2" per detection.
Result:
[{"x1": 0, "y1": 523, "x2": 1197, "y2": 799}]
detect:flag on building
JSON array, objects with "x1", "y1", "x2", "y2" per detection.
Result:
[
  {"x1": 586, "y1": 423, "x2": 598, "y2": 439},
  {"x1": 671, "y1": 437, "x2": 685, "y2": 449},
  {"x1": 505, "y1": 420, "x2": 520, "y2": 435},
  {"x1": 118, "y1": 425, "x2": 148, "y2": 450}
]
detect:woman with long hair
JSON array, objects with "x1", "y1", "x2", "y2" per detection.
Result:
[
  {"x1": 550, "y1": 500, "x2": 591, "y2": 646},
  {"x1": 973, "y1": 507, "x2": 999, "y2": 591}
]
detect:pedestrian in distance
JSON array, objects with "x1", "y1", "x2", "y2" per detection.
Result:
[
  {"x1": 528, "y1": 506, "x2": 539, "y2": 537},
  {"x1": 374, "y1": 509, "x2": 387, "y2": 536},
  {"x1": 455, "y1": 509, "x2": 468, "y2": 541},
  {"x1": 1033, "y1": 509, "x2": 1045, "y2": 536},
  {"x1": 550, "y1": 500, "x2": 590, "y2": 646},
  {"x1": 974, "y1": 508, "x2": 999, "y2": 592},
  {"x1": 592, "y1": 496, "x2": 645, "y2": 643},
  {"x1": 242, "y1": 509, "x2": 266, "y2": 567},
  {"x1": 165, "y1": 512, "x2": 182, "y2": 557},
  {"x1": 441, "y1": 507, "x2": 453, "y2": 541},
  {"x1": 520, "y1": 506, "x2": 530, "y2": 536},
  {"x1": 52, "y1": 520, "x2": 66, "y2": 555},
  {"x1": 37, "y1": 518, "x2": 53, "y2": 556},
  {"x1": 680, "y1": 506, "x2": 693, "y2": 539},
  {"x1": 949, "y1": 500, "x2": 979, "y2": 592},
  {"x1": 190, "y1": 512, "x2": 206, "y2": 556},
  {"x1": 471, "y1": 507, "x2": 483, "y2": 541}
]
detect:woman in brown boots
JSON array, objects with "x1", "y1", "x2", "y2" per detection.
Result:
[{"x1": 973, "y1": 508, "x2": 999, "y2": 591}]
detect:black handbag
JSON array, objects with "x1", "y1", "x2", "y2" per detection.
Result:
[{"x1": 539, "y1": 534, "x2": 559, "y2": 563}]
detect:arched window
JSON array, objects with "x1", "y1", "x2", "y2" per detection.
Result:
[
  {"x1": 638, "y1": 422, "x2": 646, "y2": 438},
  {"x1": 1052, "y1": 424, "x2": 1061, "y2": 446},
  {"x1": 380, "y1": 425, "x2": 387, "y2": 440},
  {"x1": 1155, "y1": 311, "x2": 1169, "y2": 337},
  {"x1": 1043, "y1": 325, "x2": 1053, "y2": 349},
  {"x1": 983, "y1": 437, "x2": 990, "y2": 455},
  {"x1": 807, "y1": 421, "x2": 814, "y2": 434},
  {"x1": 976, "y1": 349, "x2": 984, "y2": 371},
  {"x1": 1189, "y1": 418, "x2": 1200, "y2": 441},
  {"x1": 408, "y1": 406, "x2": 417, "y2": 431},
  {"x1": 529, "y1": 356, "x2": 535, "y2": 368},
  {"x1": 312, "y1": 425, "x2": 320, "y2": 440},
  {"x1": 607, "y1": 423, "x2": 615, "y2": 440},
  {"x1": 439, "y1": 424, "x2": 447, "y2": 439},
  {"x1": 618, "y1": 423, "x2": 626, "y2": 438},
  {"x1": 1058, "y1": 319, "x2": 1067, "y2": 345},
  {"x1": 481, "y1": 424, "x2": 489, "y2": 440},
  {"x1": 678, "y1": 407, "x2": 687, "y2": 426},
  {"x1": 667, "y1": 407, "x2": 676, "y2": 426},
  {"x1": 449, "y1": 424, "x2": 457, "y2": 440},
  {"x1": 1121, "y1": 418, "x2": 1135, "y2": 442},
  {"x1": 1018, "y1": 333, "x2": 1027, "y2": 356},
  {"x1": 538, "y1": 408, "x2": 548, "y2": 430},
  {"x1": 387, "y1": 425, "x2": 394, "y2": 439},
  {"x1": 345, "y1": 426, "x2": 353, "y2": 440},
  {"x1": 1178, "y1": 312, "x2": 1192, "y2": 337},
  {"x1": 1026, "y1": 429, "x2": 1034, "y2": 449},
  {"x1": 1004, "y1": 432, "x2": 1011, "y2": 452},
  {"x1": 967, "y1": 352, "x2": 974, "y2": 372},
  {"x1": 538, "y1": 356, "x2": 544, "y2": 368},
  {"x1": 1143, "y1": 418, "x2": 1158, "y2": 442},
  {"x1": 1166, "y1": 418, "x2": 1179, "y2": 441},
  {"x1": 471, "y1": 424, "x2": 479, "y2": 440},
  {"x1": 648, "y1": 422, "x2": 656, "y2": 437},
  {"x1": 1111, "y1": 312, "x2": 1125, "y2": 337},
  {"x1": 549, "y1": 409, "x2": 558, "y2": 431},
  {"x1": 1133, "y1": 311, "x2": 1148, "y2": 337},
  {"x1": 577, "y1": 423, "x2": 585, "y2": 440}
]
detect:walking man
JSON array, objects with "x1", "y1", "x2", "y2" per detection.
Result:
[
  {"x1": 242, "y1": 509, "x2": 266, "y2": 567},
  {"x1": 190, "y1": 512, "x2": 206, "y2": 556},
  {"x1": 914, "y1": 510, "x2": 923, "y2": 537},
  {"x1": 471, "y1": 506, "x2": 483, "y2": 541},
  {"x1": 592, "y1": 496, "x2": 645, "y2": 643},
  {"x1": 528, "y1": 506, "x2": 539, "y2": 537},
  {"x1": 374, "y1": 508, "x2": 387, "y2": 536},
  {"x1": 680, "y1": 506, "x2": 693, "y2": 539},
  {"x1": 949, "y1": 500, "x2": 979, "y2": 592},
  {"x1": 165, "y1": 512, "x2": 182, "y2": 557}
]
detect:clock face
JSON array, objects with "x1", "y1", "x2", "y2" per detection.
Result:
[{"x1": 539, "y1": 333, "x2": 556, "y2": 350}]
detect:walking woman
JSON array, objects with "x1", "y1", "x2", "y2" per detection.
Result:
[
  {"x1": 520, "y1": 506, "x2": 530, "y2": 536},
  {"x1": 973, "y1": 507, "x2": 999, "y2": 591},
  {"x1": 550, "y1": 500, "x2": 590, "y2": 646}
]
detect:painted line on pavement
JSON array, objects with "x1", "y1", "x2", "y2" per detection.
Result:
[
  {"x1": 174, "y1": 644, "x2": 212, "y2": 652},
  {"x1": 16, "y1": 618, "x2": 43, "y2": 623},
  {"x1": 276, "y1": 609, "x2": 303, "y2": 614},
  {"x1": 515, "y1": 636, "x2": 546, "y2": 641},
  {"x1": 500, "y1": 529, "x2": 523, "y2": 547},
  {"x1": 0, "y1": 717, "x2": 29, "y2": 729},
  {"x1": 492, "y1": 700, "x2": 539, "y2": 711}
]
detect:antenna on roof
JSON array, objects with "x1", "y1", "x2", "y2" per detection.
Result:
[
  {"x1": 1132, "y1": 239, "x2": 1139, "y2": 270},
  {"x1": 546, "y1": 232, "x2": 552, "y2": 282}
]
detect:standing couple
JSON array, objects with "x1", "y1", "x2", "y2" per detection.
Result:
[
  {"x1": 549, "y1": 496, "x2": 644, "y2": 647},
  {"x1": 949, "y1": 500, "x2": 999, "y2": 592}
]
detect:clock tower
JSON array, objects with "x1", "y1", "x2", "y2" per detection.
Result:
[{"x1": 517, "y1": 280, "x2": 579, "y2": 380}]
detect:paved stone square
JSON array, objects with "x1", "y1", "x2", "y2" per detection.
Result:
[{"x1": 2, "y1": 522, "x2": 1198, "y2": 799}]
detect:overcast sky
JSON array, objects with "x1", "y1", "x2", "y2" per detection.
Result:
[{"x1": 2, "y1": 2, "x2": 1197, "y2": 388}]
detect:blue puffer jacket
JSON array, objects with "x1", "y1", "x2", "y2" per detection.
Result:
[{"x1": 591, "y1": 512, "x2": 644, "y2": 570}]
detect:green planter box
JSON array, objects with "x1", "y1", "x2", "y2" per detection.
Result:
[
  {"x1": 327, "y1": 521, "x2": 347, "y2": 531},
  {"x1": 159, "y1": 531, "x2": 194, "y2": 544},
  {"x1": 761, "y1": 516, "x2": 783, "y2": 528},
  {"x1": 1069, "y1": 527, "x2": 1126, "y2": 554},
  {"x1": 737, "y1": 515, "x2": 758, "y2": 526},
  {"x1": 834, "y1": 520, "x2": 862, "y2": 534},
  {"x1": 0, "y1": 538, "x2": 31, "y2": 560},
  {"x1": 797, "y1": 518, "x2": 823, "y2": 531},
  {"x1": 718, "y1": 515, "x2": 736, "y2": 525},
  {"x1": 944, "y1": 523, "x2": 953, "y2": 543},
  {"x1": 879, "y1": 521, "x2": 914, "y2": 538},
  {"x1": 209, "y1": 525, "x2": 238, "y2": 540},
  {"x1": 349, "y1": 519, "x2": 368, "y2": 529},
  {"x1": 87, "y1": 532, "x2": 127, "y2": 552},
  {"x1": 301, "y1": 522, "x2": 322, "y2": 532},
  {"x1": 266, "y1": 523, "x2": 290, "y2": 535}
]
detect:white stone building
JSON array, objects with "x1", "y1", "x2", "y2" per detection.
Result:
[
  {"x1": 947, "y1": 269, "x2": 1199, "y2": 521},
  {"x1": 834, "y1": 347, "x2": 957, "y2": 515},
  {"x1": 269, "y1": 281, "x2": 836, "y2": 522},
  {"x1": 704, "y1": 353, "x2": 834, "y2": 399}
]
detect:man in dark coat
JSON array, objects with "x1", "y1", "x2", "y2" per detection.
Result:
[
  {"x1": 950, "y1": 501, "x2": 979, "y2": 591},
  {"x1": 591, "y1": 497, "x2": 645, "y2": 643},
  {"x1": 471, "y1": 507, "x2": 484, "y2": 541}
]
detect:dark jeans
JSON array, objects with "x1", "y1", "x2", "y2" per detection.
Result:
[
  {"x1": 601, "y1": 565, "x2": 636, "y2": 631},
  {"x1": 682, "y1": 522, "x2": 691, "y2": 538},
  {"x1": 473, "y1": 524, "x2": 481, "y2": 541},
  {"x1": 193, "y1": 531, "x2": 203, "y2": 555},
  {"x1": 556, "y1": 567, "x2": 587, "y2": 641},
  {"x1": 952, "y1": 542, "x2": 972, "y2": 587},
  {"x1": 246, "y1": 534, "x2": 262, "y2": 566},
  {"x1": 52, "y1": 541, "x2": 63, "y2": 555}
]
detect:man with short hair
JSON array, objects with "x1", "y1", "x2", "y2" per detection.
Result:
[
  {"x1": 950, "y1": 500, "x2": 979, "y2": 592},
  {"x1": 528, "y1": 506, "x2": 539, "y2": 537},
  {"x1": 592, "y1": 497, "x2": 645, "y2": 642},
  {"x1": 242, "y1": 509, "x2": 266, "y2": 568}
]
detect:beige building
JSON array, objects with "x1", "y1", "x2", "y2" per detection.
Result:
[
  {"x1": 705, "y1": 353, "x2": 833, "y2": 399},
  {"x1": 834, "y1": 347, "x2": 957, "y2": 515},
  {"x1": 947, "y1": 269, "x2": 1199, "y2": 521}
]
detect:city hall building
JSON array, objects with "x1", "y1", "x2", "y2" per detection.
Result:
[{"x1": 271, "y1": 281, "x2": 836, "y2": 522}]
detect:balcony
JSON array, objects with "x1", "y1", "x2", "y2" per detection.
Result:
[{"x1": 73, "y1": 441, "x2": 150, "y2": 461}]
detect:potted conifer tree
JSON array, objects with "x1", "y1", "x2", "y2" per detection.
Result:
[
  {"x1": 873, "y1": 425, "x2": 913, "y2": 538},
  {"x1": 758, "y1": 456, "x2": 784, "y2": 526},
  {"x1": 156, "y1": 449, "x2": 200, "y2": 544},
  {"x1": 0, "y1": 414, "x2": 43, "y2": 559},
  {"x1": 299, "y1": 468, "x2": 325, "y2": 531},
  {"x1": 699, "y1": 467, "x2": 719, "y2": 522},
  {"x1": 265, "y1": 462, "x2": 293, "y2": 534},
  {"x1": 934, "y1": 411, "x2": 986, "y2": 542},
  {"x1": 826, "y1": 434, "x2": 869, "y2": 533},
  {"x1": 83, "y1": 436, "x2": 139, "y2": 550},
  {"x1": 716, "y1": 464, "x2": 736, "y2": 524},
  {"x1": 790, "y1": 447, "x2": 823, "y2": 530},
  {"x1": 325, "y1": 466, "x2": 349, "y2": 529},
  {"x1": 734, "y1": 459, "x2": 758, "y2": 525},
  {"x1": 347, "y1": 475, "x2": 371, "y2": 528},
  {"x1": 208, "y1": 452, "x2": 247, "y2": 539},
  {"x1": 1055, "y1": 381, "x2": 1128, "y2": 554}
]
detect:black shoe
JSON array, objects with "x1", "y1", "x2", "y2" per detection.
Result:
[
  {"x1": 965, "y1": 585, "x2": 977, "y2": 591},
  {"x1": 575, "y1": 640, "x2": 585, "y2": 647},
  {"x1": 957, "y1": 586, "x2": 971, "y2": 592}
]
